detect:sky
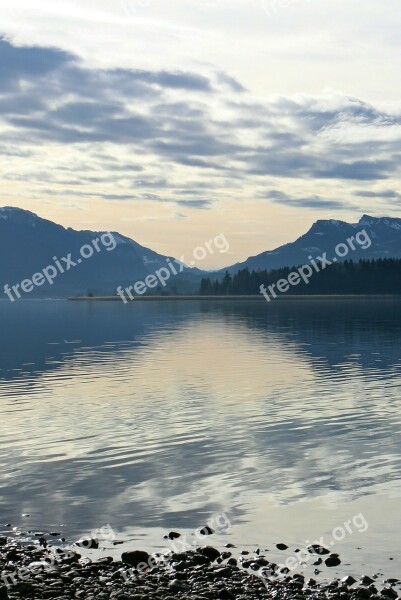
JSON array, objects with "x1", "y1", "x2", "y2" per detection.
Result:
[{"x1": 0, "y1": 0, "x2": 401, "y2": 267}]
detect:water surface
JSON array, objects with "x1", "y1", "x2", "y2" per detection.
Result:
[{"x1": 1, "y1": 298, "x2": 401, "y2": 578}]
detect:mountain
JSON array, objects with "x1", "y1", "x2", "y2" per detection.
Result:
[
  {"x1": 224, "y1": 215, "x2": 401, "y2": 274},
  {"x1": 0, "y1": 207, "x2": 200, "y2": 298},
  {"x1": 3, "y1": 208, "x2": 401, "y2": 299}
]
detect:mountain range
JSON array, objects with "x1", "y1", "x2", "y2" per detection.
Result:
[
  {"x1": 225, "y1": 215, "x2": 401, "y2": 274},
  {"x1": 1, "y1": 207, "x2": 401, "y2": 298},
  {"x1": 0, "y1": 207, "x2": 198, "y2": 298}
]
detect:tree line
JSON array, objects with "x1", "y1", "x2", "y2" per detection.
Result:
[{"x1": 199, "y1": 258, "x2": 401, "y2": 295}]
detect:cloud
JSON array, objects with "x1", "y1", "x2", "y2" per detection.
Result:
[
  {"x1": 216, "y1": 71, "x2": 247, "y2": 93},
  {"x1": 36, "y1": 188, "x2": 138, "y2": 201},
  {"x1": 176, "y1": 199, "x2": 212, "y2": 209},
  {"x1": 0, "y1": 37, "x2": 401, "y2": 215},
  {"x1": 353, "y1": 189, "x2": 401, "y2": 199},
  {"x1": 317, "y1": 160, "x2": 395, "y2": 181},
  {"x1": 0, "y1": 36, "x2": 74, "y2": 90},
  {"x1": 262, "y1": 190, "x2": 353, "y2": 210},
  {"x1": 135, "y1": 212, "x2": 188, "y2": 222}
]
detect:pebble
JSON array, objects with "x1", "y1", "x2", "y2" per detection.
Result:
[
  {"x1": 325, "y1": 555, "x2": 342, "y2": 567},
  {"x1": 276, "y1": 543, "x2": 289, "y2": 551},
  {"x1": 199, "y1": 525, "x2": 215, "y2": 536},
  {"x1": 165, "y1": 531, "x2": 181, "y2": 540},
  {"x1": 0, "y1": 537, "x2": 397, "y2": 600}
]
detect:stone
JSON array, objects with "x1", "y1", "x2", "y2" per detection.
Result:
[
  {"x1": 342, "y1": 576, "x2": 357, "y2": 586},
  {"x1": 307, "y1": 544, "x2": 330, "y2": 555},
  {"x1": 121, "y1": 550, "x2": 150, "y2": 568},
  {"x1": 381, "y1": 589, "x2": 398, "y2": 599},
  {"x1": 197, "y1": 546, "x2": 221, "y2": 562},
  {"x1": 199, "y1": 526, "x2": 215, "y2": 536},
  {"x1": 75, "y1": 538, "x2": 99, "y2": 549},
  {"x1": 325, "y1": 555, "x2": 342, "y2": 567}
]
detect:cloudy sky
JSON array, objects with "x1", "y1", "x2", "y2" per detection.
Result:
[{"x1": 1, "y1": 0, "x2": 401, "y2": 267}]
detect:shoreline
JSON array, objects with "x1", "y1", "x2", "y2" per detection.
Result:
[
  {"x1": 67, "y1": 294, "x2": 401, "y2": 301},
  {"x1": 0, "y1": 538, "x2": 398, "y2": 600}
]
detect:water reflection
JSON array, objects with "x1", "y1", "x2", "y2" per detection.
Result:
[{"x1": 1, "y1": 299, "x2": 401, "y2": 575}]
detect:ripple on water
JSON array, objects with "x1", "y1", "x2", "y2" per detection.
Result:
[{"x1": 1, "y1": 299, "x2": 401, "y2": 576}]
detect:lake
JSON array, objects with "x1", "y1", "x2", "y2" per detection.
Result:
[{"x1": 1, "y1": 298, "x2": 401, "y2": 579}]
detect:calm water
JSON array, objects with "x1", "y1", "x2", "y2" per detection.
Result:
[{"x1": 1, "y1": 298, "x2": 401, "y2": 578}]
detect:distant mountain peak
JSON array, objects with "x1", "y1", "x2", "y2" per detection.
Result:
[
  {"x1": 358, "y1": 214, "x2": 383, "y2": 226},
  {"x1": 0, "y1": 207, "x2": 44, "y2": 228},
  {"x1": 308, "y1": 218, "x2": 348, "y2": 233},
  {"x1": 359, "y1": 214, "x2": 401, "y2": 228},
  {"x1": 224, "y1": 213, "x2": 401, "y2": 275},
  {"x1": 0, "y1": 206, "x2": 39, "y2": 218}
]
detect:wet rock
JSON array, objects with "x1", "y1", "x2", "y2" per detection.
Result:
[
  {"x1": 0, "y1": 535, "x2": 395, "y2": 600},
  {"x1": 0, "y1": 537, "x2": 7, "y2": 546},
  {"x1": 14, "y1": 582, "x2": 36, "y2": 594},
  {"x1": 381, "y1": 589, "x2": 398, "y2": 599},
  {"x1": 213, "y1": 566, "x2": 232, "y2": 578},
  {"x1": 276, "y1": 543, "x2": 288, "y2": 550},
  {"x1": 342, "y1": 576, "x2": 357, "y2": 586},
  {"x1": 121, "y1": 550, "x2": 150, "y2": 567},
  {"x1": 325, "y1": 555, "x2": 342, "y2": 567},
  {"x1": 75, "y1": 538, "x2": 99, "y2": 549},
  {"x1": 218, "y1": 590, "x2": 234, "y2": 599},
  {"x1": 357, "y1": 588, "x2": 374, "y2": 599},
  {"x1": 256, "y1": 557, "x2": 269, "y2": 567},
  {"x1": 168, "y1": 579, "x2": 188, "y2": 592},
  {"x1": 172, "y1": 560, "x2": 188, "y2": 571},
  {"x1": 166, "y1": 531, "x2": 180, "y2": 540},
  {"x1": 190, "y1": 552, "x2": 211, "y2": 566},
  {"x1": 307, "y1": 544, "x2": 330, "y2": 555},
  {"x1": 6, "y1": 549, "x2": 19, "y2": 560},
  {"x1": 199, "y1": 525, "x2": 215, "y2": 536},
  {"x1": 361, "y1": 577, "x2": 375, "y2": 586},
  {"x1": 197, "y1": 546, "x2": 221, "y2": 562}
]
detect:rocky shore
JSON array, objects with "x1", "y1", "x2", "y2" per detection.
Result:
[{"x1": 0, "y1": 537, "x2": 399, "y2": 600}]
